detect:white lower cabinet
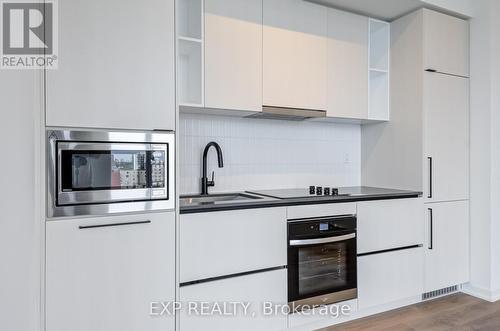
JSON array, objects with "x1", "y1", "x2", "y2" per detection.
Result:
[
  {"x1": 424, "y1": 200, "x2": 470, "y2": 292},
  {"x1": 357, "y1": 198, "x2": 424, "y2": 254},
  {"x1": 180, "y1": 208, "x2": 287, "y2": 283},
  {"x1": 179, "y1": 269, "x2": 287, "y2": 331},
  {"x1": 46, "y1": 212, "x2": 175, "y2": 331},
  {"x1": 358, "y1": 247, "x2": 424, "y2": 310}
]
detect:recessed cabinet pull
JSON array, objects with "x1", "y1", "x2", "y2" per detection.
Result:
[
  {"x1": 428, "y1": 157, "x2": 433, "y2": 199},
  {"x1": 428, "y1": 208, "x2": 433, "y2": 250},
  {"x1": 79, "y1": 220, "x2": 151, "y2": 230}
]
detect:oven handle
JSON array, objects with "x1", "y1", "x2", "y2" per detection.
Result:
[{"x1": 289, "y1": 233, "x2": 356, "y2": 247}]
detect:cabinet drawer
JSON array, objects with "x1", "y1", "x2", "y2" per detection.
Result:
[
  {"x1": 357, "y1": 198, "x2": 424, "y2": 254},
  {"x1": 180, "y1": 208, "x2": 287, "y2": 283},
  {"x1": 358, "y1": 247, "x2": 424, "y2": 309},
  {"x1": 179, "y1": 269, "x2": 287, "y2": 331}
]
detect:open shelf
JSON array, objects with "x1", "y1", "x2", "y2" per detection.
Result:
[
  {"x1": 369, "y1": 19, "x2": 390, "y2": 72},
  {"x1": 178, "y1": 36, "x2": 203, "y2": 43},
  {"x1": 178, "y1": 0, "x2": 203, "y2": 40},
  {"x1": 369, "y1": 70, "x2": 389, "y2": 121},
  {"x1": 368, "y1": 18, "x2": 390, "y2": 121},
  {"x1": 178, "y1": 39, "x2": 203, "y2": 106}
]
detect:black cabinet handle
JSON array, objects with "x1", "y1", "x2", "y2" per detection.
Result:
[
  {"x1": 79, "y1": 220, "x2": 151, "y2": 230},
  {"x1": 428, "y1": 208, "x2": 433, "y2": 250},
  {"x1": 428, "y1": 157, "x2": 433, "y2": 199}
]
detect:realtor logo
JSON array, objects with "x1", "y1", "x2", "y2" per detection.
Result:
[{"x1": 1, "y1": 0, "x2": 58, "y2": 69}]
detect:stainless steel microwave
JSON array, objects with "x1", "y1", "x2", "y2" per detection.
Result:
[{"x1": 47, "y1": 129, "x2": 175, "y2": 218}]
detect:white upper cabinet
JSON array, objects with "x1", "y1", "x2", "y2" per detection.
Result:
[
  {"x1": 46, "y1": 0, "x2": 175, "y2": 130},
  {"x1": 204, "y1": 0, "x2": 262, "y2": 112},
  {"x1": 326, "y1": 9, "x2": 368, "y2": 119},
  {"x1": 424, "y1": 72, "x2": 469, "y2": 202},
  {"x1": 263, "y1": 0, "x2": 327, "y2": 111},
  {"x1": 423, "y1": 9, "x2": 469, "y2": 77}
]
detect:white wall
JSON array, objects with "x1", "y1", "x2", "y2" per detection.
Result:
[
  {"x1": 467, "y1": 0, "x2": 500, "y2": 301},
  {"x1": 179, "y1": 113, "x2": 361, "y2": 194},
  {"x1": 0, "y1": 71, "x2": 42, "y2": 330},
  {"x1": 490, "y1": 0, "x2": 500, "y2": 294}
]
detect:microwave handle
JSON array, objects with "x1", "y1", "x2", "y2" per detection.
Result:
[{"x1": 289, "y1": 233, "x2": 356, "y2": 247}]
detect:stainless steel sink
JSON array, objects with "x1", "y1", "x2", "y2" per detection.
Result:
[{"x1": 180, "y1": 193, "x2": 263, "y2": 206}]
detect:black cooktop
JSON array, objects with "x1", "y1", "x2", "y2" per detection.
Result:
[
  {"x1": 248, "y1": 186, "x2": 343, "y2": 199},
  {"x1": 247, "y1": 186, "x2": 405, "y2": 199}
]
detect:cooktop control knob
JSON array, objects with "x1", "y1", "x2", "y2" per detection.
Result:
[
  {"x1": 332, "y1": 188, "x2": 339, "y2": 196},
  {"x1": 309, "y1": 186, "x2": 315, "y2": 194},
  {"x1": 316, "y1": 187, "x2": 323, "y2": 195},
  {"x1": 324, "y1": 187, "x2": 330, "y2": 195}
]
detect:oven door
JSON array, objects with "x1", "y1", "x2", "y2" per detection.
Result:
[
  {"x1": 57, "y1": 142, "x2": 163, "y2": 206},
  {"x1": 288, "y1": 232, "x2": 357, "y2": 310}
]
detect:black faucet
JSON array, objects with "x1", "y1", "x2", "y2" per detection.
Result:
[{"x1": 201, "y1": 142, "x2": 224, "y2": 195}]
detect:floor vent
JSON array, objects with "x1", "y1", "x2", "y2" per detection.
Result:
[{"x1": 422, "y1": 285, "x2": 459, "y2": 300}]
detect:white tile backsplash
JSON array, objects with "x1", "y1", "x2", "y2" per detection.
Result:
[{"x1": 179, "y1": 113, "x2": 361, "y2": 194}]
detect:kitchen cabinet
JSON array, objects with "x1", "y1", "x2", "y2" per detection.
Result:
[
  {"x1": 179, "y1": 269, "x2": 287, "y2": 331},
  {"x1": 424, "y1": 72, "x2": 469, "y2": 202},
  {"x1": 46, "y1": 0, "x2": 175, "y2": 130},
  {"x1": 263, "y1": 0, "x2": 327, "y2": 111},
  {"x1": 424, "y1": 200, "x2": 469, "y2": 292},
  {"x1": 180, "y1": 208, "x2": 287, "y2": 283},
  {"x1": 358, "y1": 247, "x2": 424, "y2": 309},
  {"x1": 357, "y1": 198, "x2": 424, "y2": 254},
  {"x1": 326, "y1": 9, "x2": 368, "y2": 119},
  {"x1": 362, "y1": 8, "x2": 469, "y2": 192},
  {"x1": 362, "y1": 8, "x2": 470, "y2": 298},
  {"x1": 204, "y1": 0, "x2": 262, "y2": 112},
  {"x1": 46, "y1": 212, "x2": 175, "y2": 331},
  {"x1": 423, "y1": 9, "x2": 469, "y2": 77}
]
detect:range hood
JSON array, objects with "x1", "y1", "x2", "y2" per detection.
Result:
[{"x1": 246, "y1": 106, "x2": 327, "y2": 121}]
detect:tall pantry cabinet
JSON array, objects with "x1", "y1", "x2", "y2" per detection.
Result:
[{"x1": 362, "y1": 9, "x2": 470, "y2": 293}]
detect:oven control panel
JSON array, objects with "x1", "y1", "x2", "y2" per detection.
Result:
[{"x1": 288, "y1": 216, "x2": 356, "y2": 240}]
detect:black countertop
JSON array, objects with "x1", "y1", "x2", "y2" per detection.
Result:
[{"x1": 179, "y1": 186, "x2": 422, "y2": 214}]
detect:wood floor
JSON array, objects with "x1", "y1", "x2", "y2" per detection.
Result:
[{"x1": 320, "y1": 293, "x2": 500, "y2": 331}]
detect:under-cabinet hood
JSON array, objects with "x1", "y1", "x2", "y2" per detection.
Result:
[{"x1": 246, "y1": 106, "x2": 327, "y2": 121}]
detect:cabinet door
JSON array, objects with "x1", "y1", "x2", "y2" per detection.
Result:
[
  {"x1": 180, "y1": 208, "x2": 287, "y2": 283},
  {"x1": 46, "y1": 213, "x2": 175, "y2": 331},
  {"x1": 424, "y1": 72, "x2": 469, "y2": 202},
  {"x1": 327, "y1": 9, "x2": 368, "y2": 119},
  {"x1": 424, "y1": 201, "x2": 469, "y2": 292},
  {"x1": 423, "y1": 9, "x2": 469, "y2": 77},
  {"x1": 205, "y1": 0, "x2": 262, "y2": 112},
  {"x1": 179, "y1": 269, "x2": 287, "y2": 331},
  {"x1": 358, "y1": 247, "x2": 424, "y2": 309},
  {"x1": 46, "y1": 0, "x2": 175, "y2": 130},
  {"x1": 263, "y1": 0, "x2": 327, "y2": 111}
]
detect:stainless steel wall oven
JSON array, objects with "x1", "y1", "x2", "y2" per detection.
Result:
[
  {"x1": 47, "y1": 129, "x2": 175, "y2": 218},
  {"x1": 288, "y1": 215, "x2": 357, "y2": 312}
]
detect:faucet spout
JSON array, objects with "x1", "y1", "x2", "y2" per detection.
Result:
[{"x1": 201, "y1": 142, "x2": 224, "y2": 195}]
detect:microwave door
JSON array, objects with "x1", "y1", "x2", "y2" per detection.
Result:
[{"x1": 57, "y1": 142, "x2": 151, "y2": 206}]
